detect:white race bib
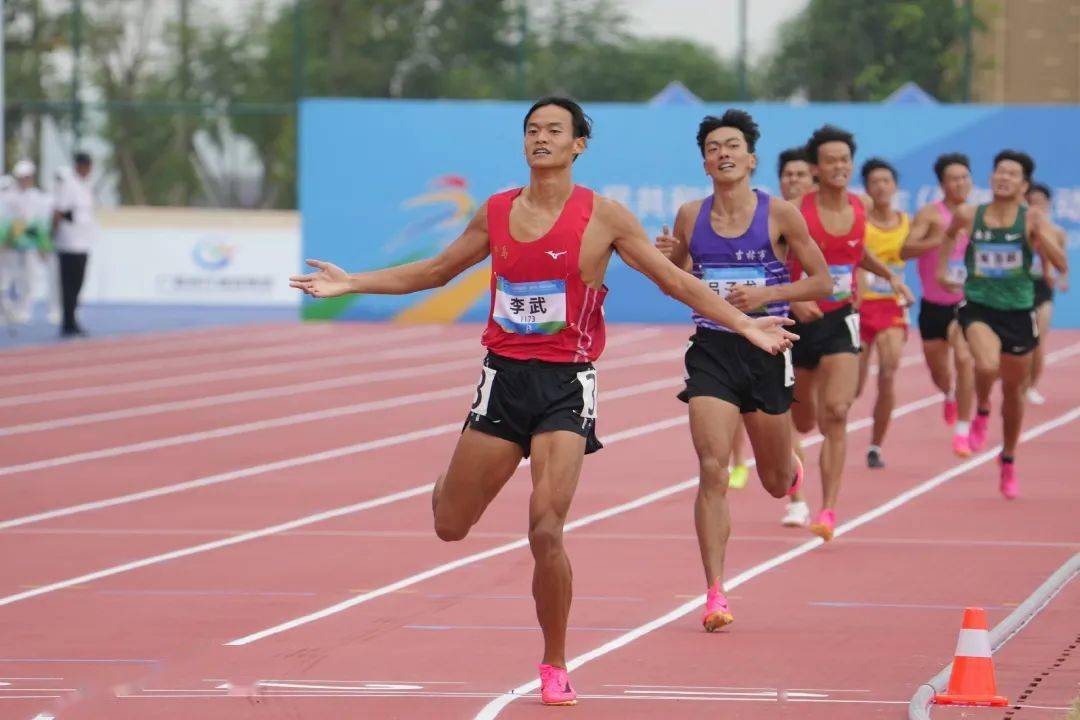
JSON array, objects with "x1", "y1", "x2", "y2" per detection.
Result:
[
  {"x1": 702, "y1": 266, "x2": 767, "y2": 299},
  {"x1": 828, "y1": 264, "x2": 854, "y2": 301},
  {"x1": 493, "y1": 277, "x2": 567, "y2": 334},
  {"x1": 974, "y1": 243, "x2": 1023, "y2": 278},
  {"x1": 946, "y1": 259, "x2": 967, "y2": 284}
]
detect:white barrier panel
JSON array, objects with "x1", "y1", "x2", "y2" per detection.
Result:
[{"x1": 82, "y1": 208, "x2": 301, "y2": 306}]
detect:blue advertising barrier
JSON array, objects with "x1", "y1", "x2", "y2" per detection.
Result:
[{"x1": 300, "y1": 99, "x2": 1080, "y2": 326}]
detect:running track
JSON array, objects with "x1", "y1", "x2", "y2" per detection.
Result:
[{"x1": 1, "y1": 321, "x2": 1078, "y2": 719}]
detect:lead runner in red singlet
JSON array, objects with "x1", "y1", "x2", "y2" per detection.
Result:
[{"x1": 290, "y1": 97, "x2": 797, "y2": 707}]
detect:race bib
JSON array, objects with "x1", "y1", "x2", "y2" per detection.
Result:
[
  {"x1": 828, "y1": 264, "x2": 854, "y2": 302},
  {"x1": 703, "y1": 266, "x2": 767, "y2": 313},
  {"x1": 864, "y1": 263, "x2": 904, "y2": 296},
  {"x1": 946, "y1": 259, "x2": 967, "y2": 285},
  {"x1": 973, "y1": 243, "x2": 1023, "y2": 278},
  {"x1": 493, "y1": 277, "x2": 567, "y2": 334}
]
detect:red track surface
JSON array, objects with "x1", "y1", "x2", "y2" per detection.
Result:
[{"x1": 2, "y1": 322, "x2": 1078, "y2": 720}]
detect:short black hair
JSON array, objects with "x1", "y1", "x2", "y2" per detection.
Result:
[
  {"x1": 523, "y1": 96, "x2": 592, "y2": 140},
  {"x1": 696, "y1": 109, "x2": 760, "y2": 157},
  {"x1": 806, "y1": 124, "x2": 855, "y2": 164},
  {"x1": 1027, "y1": 182, "x2": 1052, "y2": 200},
  {"x1": 861, "y1": 157, "x2": 898, "y2": 185},
  {"x1": 933, "y1": 152, "x2": 969, "y2": 182},
  {"x1": 74, "y1": 152, "x2": 92, "y2": 166},
  {"x1": 993, "y1": 149, "x2": 1035, "y2": 181},
  {"x1": 777, "y1": 146, "x2": 809, "y2": 179}
]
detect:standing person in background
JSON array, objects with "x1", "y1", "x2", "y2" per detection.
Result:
[
  {"x1": 53, "y1": 153, "x2": 98, "y2": 337},
  {"x1": 1, "y1": 160, "x2": 58, "y2": 328},
  {"x1": 855, "y1": 158, "x2": 910, "y2": 469},
  {"x1": 1023, "y1": 182, "x2": 1068, "y2": 405}
]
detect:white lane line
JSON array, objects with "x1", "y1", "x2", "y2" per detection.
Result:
[
  {"x1": 0, "y1": 337, "x2": 482, "y2": 408},
  {"x1": 0, "y1": 353, "x2": 679, "y2": 484},
  {"x1": 0, "y1": 321, "x2": 332, "y2": 369},
  {"x1": 472, "y1": 404, "x2": 1080, "y2": 719},
  {"x1": 223, "y1": 387, "x2": 944, "y2": 646},
  {"x1": 0, "y1": 325, "x2": 438, "y2": 387},
  {"x1": 0, "y1": 377, "x2": 682, "y2": 531},
  {"x1": 0, "y1": 323, "x2": 656, "y2": 414},
  {"x1": 0, "y1": 411, "x2": 692, "y2": 607}
]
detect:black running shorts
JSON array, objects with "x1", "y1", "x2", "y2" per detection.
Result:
[
  {"x1": 958, "y1": 300, "x2": 1039, "y2": 356},
  {"x1": 678, "y1": 326, "x2": 794, "y2": 415},
  {"x1": 918, "y1": 299, "x2": 959, "y2": 342},
  {"x1": 790, "y1": 305, "x2": 861, "y2": 370},
  {"x1": 464, "y1": 353, "x2": 602, "y2": 458}
]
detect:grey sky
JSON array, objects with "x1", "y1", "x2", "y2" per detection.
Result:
[{"x1": 615, "y1": 0, "x2": 810, "y2": 60}]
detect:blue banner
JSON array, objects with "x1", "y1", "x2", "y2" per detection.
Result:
[{"x1": 301, "y1": 99, "x2": 1080, "y2": 326}]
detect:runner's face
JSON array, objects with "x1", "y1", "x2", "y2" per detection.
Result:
[
  {"x1": 524, "y1": 105, "x2": 585, "y2": 169},
  {"x1": 702, "y1": 126, "x2": 757, "y2": 184},
  {"x1": 991, "y1": 160, "x2": 1026, "y2": 200},
  {"x1": 1026, "y1": 190, "x2": 1051, "y2": 213},
  {"x1": 864, "y1": 168, "x2": 896, "y2": 207},
  {"x1": 813, "y1": 141, "x2": 852, "y2": 190},
  {"x1": 780, "y1": 160, "x2": 813, "y2": 200},
  {"x1": 939, "y1": 163, "x2": 971, "y2": 204}
]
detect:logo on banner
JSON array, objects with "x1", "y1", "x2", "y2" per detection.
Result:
[{"x1": 191, "y1": 236, "x2": 237, "y2": 271}]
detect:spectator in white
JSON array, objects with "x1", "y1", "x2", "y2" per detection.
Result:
[
  {"x1": 53, "y1": 152, "x2": 98, "y2": 337},
  {"x1": 1, "y1": 160, "x2": 59, "y2": 327},
  {"x1": 0, "y1": 175, "x2": 14, "y2": 331}
]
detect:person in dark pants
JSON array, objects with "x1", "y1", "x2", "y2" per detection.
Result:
[{"x1": 52, "y1": 154, "x2": 97, "y2": 337}]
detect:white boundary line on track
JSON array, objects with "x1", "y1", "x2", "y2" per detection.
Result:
[
  {"x1": 472, "y1": 404, "x2": 1080, "y2": 718},
  {"x1": 0, "y1": 345, "x2": 679, "y2": 474},
  {"x1": 0, "y1": 412, "x2": 692, "y2": 608},
  {"x1": 0, "y1": 325, "x2": 660, "y2": 416},
  {"x1": 0, "y1": 322, "x2": 328, "y2": 367},
  {"x1": 223, "y1": 388, "x2": 948, "y2": 646},
  {"x1": 0, "y1": 325, "x2": 442, "y2": 387},
  {"x1": 0, "y1": 377, "x2": 682, "y2": 530}
]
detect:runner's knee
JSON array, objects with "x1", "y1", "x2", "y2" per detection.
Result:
[
  {"x1": 434, "y1": 514, "x2": 470, "y2": 542},
  {"x1": 528, "y1": 512, "x2": 565, "y2": 559},
  {"x1": 697, "y1": 454, "x2": 729, "y2": 493},
  {"x1": 822, "y1": 399, "x2": 851, "y2": 425}
]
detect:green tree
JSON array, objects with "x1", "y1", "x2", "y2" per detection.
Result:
[
  {"x1": 3, "y1": 0, "x2": 65, "y2": 167},
  {"x1": 763, "y1": 0, "x2": 970, "y2": 101}
]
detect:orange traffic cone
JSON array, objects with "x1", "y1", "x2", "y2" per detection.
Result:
[{"x1": 935, "y1": 607, "x2": 1008, "y2": 707}]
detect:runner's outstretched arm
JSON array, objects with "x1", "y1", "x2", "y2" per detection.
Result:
[
  {"x1": 1029, "y1": 208, "x2": 1069, "y2": 276},
  {"x1": 601, "y1": 197, "x2": 797, "y2": 355},
  {"x1": 290, "y1": 203, "x2": 491, "y2": 298}
]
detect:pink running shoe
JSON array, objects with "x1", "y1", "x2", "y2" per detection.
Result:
[
  {"x1": 998, "y1": 457, "x2": 1019, "y2": 500},
  {"x1": 944, "y1": 398, "x2": 958, "y2": 426},
  {"x1": 538, "y1": 664, "x2": 577, "y2": 706},
  {"x1": 952, "y1": 434, "x2": 972, "y2": 458},
  {"x1": 809, "y1": 509, "x2": 836, "y2": 542},
  {"x1": 968, "y1": 411, "x2": 990, "y2": 452},
  {"x1": 702, "y1": 583, "x2": 734, "y2": 633},
  {"x1": 789, "y1": 452, "x2": 804, "y2": 497}
]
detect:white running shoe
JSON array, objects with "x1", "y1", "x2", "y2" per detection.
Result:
[
  {"x1": 1026, "y1": 388, "x2": 1046, "y2": 405},
  {"x1": 781, "y1": 500, "x2": 810, "y2": 527}
]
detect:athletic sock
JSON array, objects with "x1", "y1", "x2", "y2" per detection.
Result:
[
  {"x1": 868, "y1": 444, "x2": 882, "y2": 454},
  {"x1": 945, "y1": 389, "x2": 956, "y2": 401},
  {"x1": 1000, "y1": 454, "x2": 1015, "y2": 465},
  {"x1": 955, "y1": 421, "x2": 971, "y2": 435}
]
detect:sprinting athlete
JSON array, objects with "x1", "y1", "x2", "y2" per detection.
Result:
[
  {"x1": 291, "y1": 97, "x2": 796, "y2": 706},
  {"x1": 855, "y1": 158, "x2": 910, "y2": 468},
  {"x1": 1023, "y1": 182, "x2": 1069, "y2": 404},
  {"x1": 939, "y1": 150, "x2": 1067, "y2": 498},
  {"x1": 900, "y1": 153, "x2": 976, "y2": 456},
  {"x1": 787, "y1": 125, "x2": 914, "y2": 541},
  {"x1": 775, "y1": 145, "x2": 819, "y2": 528},
  {"x1": 656, "y1": 110, "x2": 830, "y2": 632}
]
